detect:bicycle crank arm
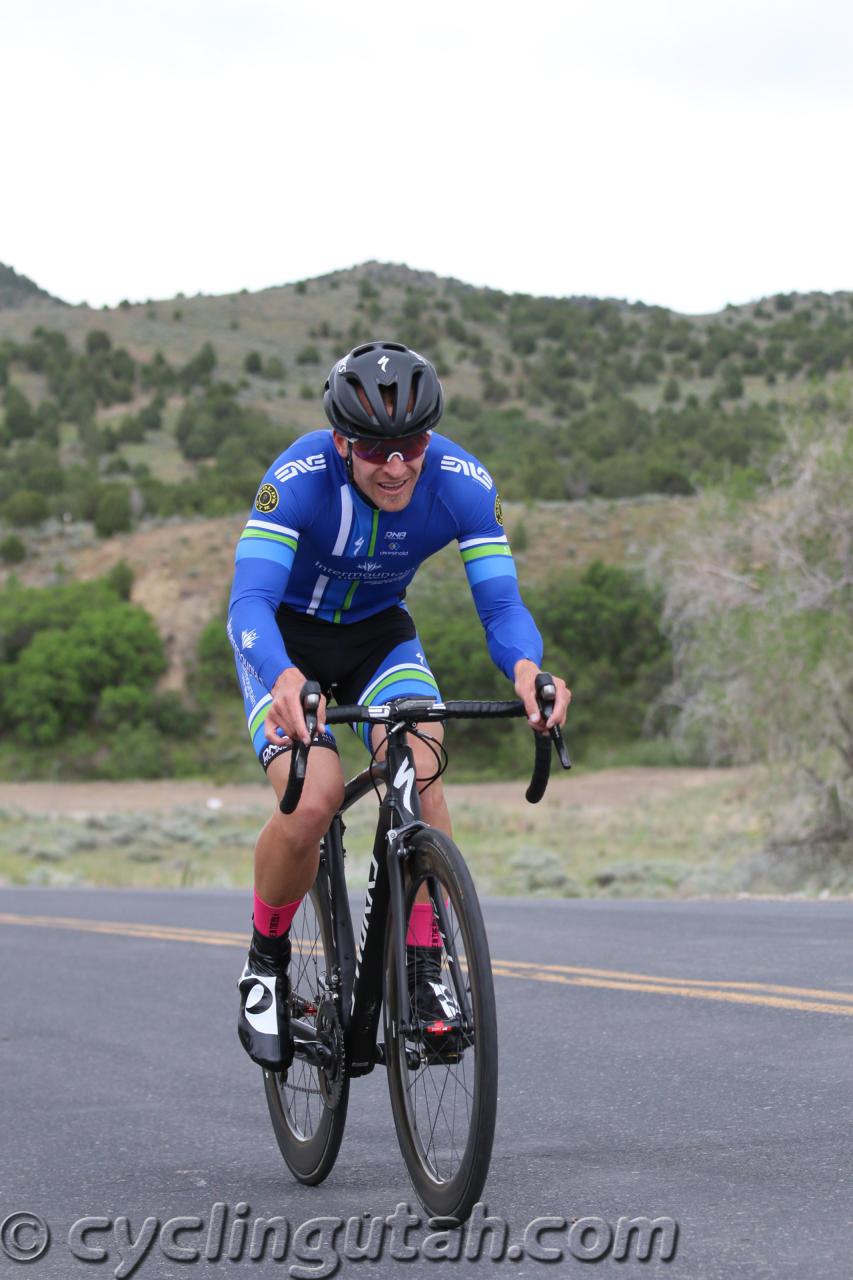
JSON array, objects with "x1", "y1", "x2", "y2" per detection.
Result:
[
  {"x1": 291, "y1": 1022, "x2": 335, "y2": 1069},
  {"x1": 375, "y1": 1040, "x2": 421, "y2": 1071}
]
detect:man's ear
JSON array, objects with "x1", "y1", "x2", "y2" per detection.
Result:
[{"x1": 331, "y1": 431, "x2": 349, "y2": 460}]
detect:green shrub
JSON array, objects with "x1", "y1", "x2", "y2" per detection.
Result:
[
  {"x1": 0, "y1": 534, "x2": 25, "y2": 564},
  {"x1": 4, "y1": 385, "x2": 36, "y2": 439},
  {"x1": 107, "y1": 559, "x2": 135, "y2": 600},
  {"x1": 97, "y1": 684, "x2": 153, "y2": 727},
  {"x1": 0, "y1": 577, "x2": 167, "y2": 748},
  {"x1": 3, "y1": 490, "x2": 44, "y2": 526},
  {"x1": 94, "y1": 485, "x2": 132, "y2": 537},
  {"x1": 296, "y1": 345, "x2": 322, "y2": 365},
  {"x1": 412, "y1": 561, "x2": 670, "y2": 762},
  {"x1": 194, "y1": 613, "x2": 235, "y2": 698},
  {"x1": 85, "y1": 329, "x2": 112, "y2": 356}
]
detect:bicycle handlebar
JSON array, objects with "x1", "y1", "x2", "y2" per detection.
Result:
[{"x1": 278, "y1": 674, "x2": 570, "y2": 815}]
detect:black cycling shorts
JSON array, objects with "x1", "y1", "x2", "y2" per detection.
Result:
[{"x1": 237, "y1": 605, "x2": 441, "y2": 771}]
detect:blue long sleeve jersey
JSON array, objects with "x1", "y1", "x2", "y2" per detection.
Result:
[{"x1": 227, "y1": 430, "x2": 543, "y2": 692}]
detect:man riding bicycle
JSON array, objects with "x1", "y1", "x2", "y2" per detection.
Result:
[{"x1": 228, "y1": 340, "x2": 570, "y2": 1071}]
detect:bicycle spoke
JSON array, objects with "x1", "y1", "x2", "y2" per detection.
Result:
[
  {"x1": 273, "y1": 891, "x2": 327, "y2": 1140},
  {"x1": 395, "y1": 871, "x2": 486, "y2": 1187}
]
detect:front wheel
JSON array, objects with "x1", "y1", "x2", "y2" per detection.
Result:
[
  {"x1": 384, "y1": 828, "x2": 498, "y2": 1222},
  {"x1": 263, "y1": 865, "x2": 349, "y2": 1184}
]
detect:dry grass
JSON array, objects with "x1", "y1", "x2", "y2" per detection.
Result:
[{"x1": 2, "y1": 766, "x2": 845, "y2": 897}]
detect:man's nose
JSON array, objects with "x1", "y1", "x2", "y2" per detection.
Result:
[{"x1": 382, "y1": 452, "x2": 408, "y2": 477}]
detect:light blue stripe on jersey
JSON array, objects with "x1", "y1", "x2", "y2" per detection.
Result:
[
  {"x1": 464, "y1": 556, "x2": 519, "y2": 586},
  {"x1": 236, "y1": 539, "x2": 297, "y2": 570}
]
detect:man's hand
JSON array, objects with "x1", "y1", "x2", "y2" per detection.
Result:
[
  {"x1": 264, "y1": 667, "x2": 328, "y2": 746},
  {"x1": 513, "y1": 659, "x2": 571, "y2": 733}
]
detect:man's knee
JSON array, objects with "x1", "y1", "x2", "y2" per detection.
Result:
[
  {"x1": 266, "y1": 748, "x2": 344, "y2": 841},
  {"x1": 419, "y1": 776, "x2": 445, "y2": 811}
]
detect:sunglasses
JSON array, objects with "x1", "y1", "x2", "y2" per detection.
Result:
[{"x1": 350, "y1": 432, "x2": 431, "y2": 464}]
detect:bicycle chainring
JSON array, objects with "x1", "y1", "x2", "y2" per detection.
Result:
[{"x1": 316, "y1": 995, "x2": 345, "y2": 1110}]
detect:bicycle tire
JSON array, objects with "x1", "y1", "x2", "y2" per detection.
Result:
[
  {"x1": 383, "y1": 827, "x2": 498, "y2": 1222},
  {"x1": 263, "y1": 872, "x2": 349, "y2": 1184}
]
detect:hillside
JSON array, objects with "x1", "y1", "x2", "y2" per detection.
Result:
[
  {"x1": 0, "y1": 262, "x2": 67, "y2": 310},
  {"x1": 0, "y1": 261, "x2": 849, "y2": 784},
  {"x1": 1, "y1": 261, "x2": 850, "y2": 547}
]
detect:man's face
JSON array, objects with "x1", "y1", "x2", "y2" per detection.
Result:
[{"x1": 332, "y1": 431, "x2": 428, "y2": 511}]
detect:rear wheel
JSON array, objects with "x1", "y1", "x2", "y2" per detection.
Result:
[
  {"x1": 263, "y1": 861, "x2": 349, "y2": 1183},
  {"x1": 384, "y1": 828, "x2": 498, "y2": 1222}
]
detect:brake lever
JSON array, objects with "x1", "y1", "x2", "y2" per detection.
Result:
[
  {"x1": 534, "y1": 672, "x2": 572, "y2": 771},
  {"x1": 279, "y1": 681, "x2": 322, "y2": 815},
  {"x1": 297, "y1": 682, "x2": 321, "y2": 774}
]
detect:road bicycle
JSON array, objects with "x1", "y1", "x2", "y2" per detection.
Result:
[{"x1": 260, "y1": 674, "x2": 570, "y2": 1223}]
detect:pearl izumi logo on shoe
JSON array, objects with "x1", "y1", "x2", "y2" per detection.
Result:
[
  {"x1": 255, "y1": 484, "x2": 279, "y2": 513},
  {"x1": 240, "y1": 972, "x2": 278, "y2": 1035}
]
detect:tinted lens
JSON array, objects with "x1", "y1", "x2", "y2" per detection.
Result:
[{"x1": 351, "y1": 433, "x2": 430, "y2": 463}]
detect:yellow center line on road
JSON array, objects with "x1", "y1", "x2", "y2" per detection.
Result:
[
  {"x1": 490, "y1": 967, "x2": 853, "y2": 1017},
  {"x1": 0, "y1": 912, "x2": 247, "y2": 947},
  {"x1": 1, "y1": 911, "x2": 851, "y2": 1017},
  {"x1": 488, "y1": 956, "x2": 853, "y2": 1004}
]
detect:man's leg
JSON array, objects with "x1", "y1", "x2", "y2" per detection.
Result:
[
  {"x1": 238, "y1": 743, "x2": 344, "y2": 1070},
  {"x1": 256, "y1": 745, "x2": 345, "y2": 903}
]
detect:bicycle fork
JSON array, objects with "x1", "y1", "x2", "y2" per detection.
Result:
[{"x1": 386, "y1": 824, "x2": 473, "y2": 1037}]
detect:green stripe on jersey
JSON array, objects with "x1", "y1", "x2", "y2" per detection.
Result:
[
  {"x1": 367, "y1": 667, "x2": 439, "y2": 703},
  {"x1": 249, "y1": 700, "x2": 272, "y2": 737},
  {"x1": 240, "y1": 529, "x2": 298, "y2": 551},
  {"x1": 333, "y1": 580, "x2": 359, "y2": 624},
  {"x1": 461, "y1": 543, "x2": 512, "y2": 563},
  {"x1": 367, "y1": 509, "x2": 379, "y2": 556}
]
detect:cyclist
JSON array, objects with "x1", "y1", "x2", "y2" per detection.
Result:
[{"x1": 228, "y1": 340, "x2": 570, "y2": 1070}]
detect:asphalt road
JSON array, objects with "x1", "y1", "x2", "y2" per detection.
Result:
[{"x1": 0, "y1": 887, "x2": 850, "y2": 1279}]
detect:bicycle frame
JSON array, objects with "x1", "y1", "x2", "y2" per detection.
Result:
[
  {"x1": 284, "y1": 679, "x2": 569, "y2": 1080},
  {"x1": 290, "y1": 721, "x2": 463, "y2": 1079}
]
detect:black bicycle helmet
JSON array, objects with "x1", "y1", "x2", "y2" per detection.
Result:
[{"x1": 323, "y1": 340, "x2": 444, "y2": 440}]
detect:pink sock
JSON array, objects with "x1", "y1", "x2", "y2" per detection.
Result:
[
  {"x1": 254, "y1": 891, "x2": 301, "y2": 938},
  {"x1": 407, "y1": 902, "x2": 442, "y2": 948}
]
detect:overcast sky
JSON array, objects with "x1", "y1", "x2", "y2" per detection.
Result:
[{"x1": 3, "y1": 0, "x2": 852, "y2": 313}]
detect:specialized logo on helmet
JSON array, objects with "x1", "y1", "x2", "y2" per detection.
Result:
[
  {"x1": 273, "y1": 454, "x2": 326, "y2": 483},
  {"x1": 440, "y1": 455, "x2": 493, "y2": 491},
  {"x1": 255, "y1": 483, "x2": 279, "y2": 513},
  {"x1": 494, "y1": 493, "x2": 503, "y2": 525},
  {"x1": 377, "y1": 356, "x2": 390, "y2": 373}
]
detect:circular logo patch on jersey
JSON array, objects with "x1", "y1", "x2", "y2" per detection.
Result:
[
  {"x1": 255, "y1": 483, "x2": 279, "y2": 513},
  {"x1": 494, "y1": 493, "x2": 504, "y2": 526}
]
